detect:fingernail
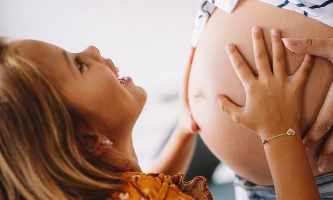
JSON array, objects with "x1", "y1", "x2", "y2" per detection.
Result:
[
  {"x1": 305, "y1": 147, "x2": 309, "y2": 153},
  {"x1": 252, "y1": 26, "x2": 261, "y2": 32},
  {"x1": 271, "y1": 28, "x2": 279, "y2": 36},
  {"x1": 319, "y1": 160, "x2": 328, "y2": 172},
  {"x1": 226, "y1": 43, "x2": 234, "y2": 50},
  {"x1": 282, "y1": 38, "x2": 300, "y2": 46}
]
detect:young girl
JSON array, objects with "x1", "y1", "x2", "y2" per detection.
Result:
[
  {"x1": 0, "y1": 38, "x2": 209, "y2": 200},
  {"x1": 0, "y1": 26, "x2": 319, "y2": 199}
]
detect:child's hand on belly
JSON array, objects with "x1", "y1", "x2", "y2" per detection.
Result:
[{"x1": 215, "y1": 26, "x2": 314, "y2": 141}]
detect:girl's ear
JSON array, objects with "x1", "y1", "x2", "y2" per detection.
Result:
[
  {"x1": 76, "y1": 123, "x2": 106, "y2": 158},
  {"x1": 82, "y1": 134, "x2": 99, "y2": 152},
  {"x1": 77, "y1": 133, "x2": 99, "y2": 159},
  {"x1": 76, "y1": 122, "x2": 142, "y2": 172}
]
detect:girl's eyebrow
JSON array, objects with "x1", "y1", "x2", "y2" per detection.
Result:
[{"x1": 61, "y1": 50, "x2": 77, "y2": 76}]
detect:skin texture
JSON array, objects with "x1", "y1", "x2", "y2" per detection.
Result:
[
  {"x1": 216, "y1": 26, "x2": 320, "y2": 200},
  {"x1": 188, "y1": 0, "x2": 333, "y2": 185}
]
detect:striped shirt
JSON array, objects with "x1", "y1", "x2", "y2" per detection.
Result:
[{"x1": 192, "y1": 0, "x2": 333, "y2": 46}]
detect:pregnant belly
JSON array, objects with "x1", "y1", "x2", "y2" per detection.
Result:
[{"x1": 188, "y1": 0, "x2": 333, "y2": 185}]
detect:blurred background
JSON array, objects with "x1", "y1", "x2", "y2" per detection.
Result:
[{"x1": 0, "y1": 0, "x2": 235, "y2": 198}]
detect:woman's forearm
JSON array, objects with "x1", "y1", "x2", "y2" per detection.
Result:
[{"x1": 149, "y1": 125, "x2": 197, "y2": 175}]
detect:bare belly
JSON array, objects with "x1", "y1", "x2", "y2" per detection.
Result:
[{"x1": 189, "y1": 0, "x2": 333, "y2": 186}]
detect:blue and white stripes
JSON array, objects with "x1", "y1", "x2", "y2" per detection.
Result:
[
  {"x1": 192, "y1": 0, "x2": 239, "y2": 46},
  {"x1": 261, "y1": 0, "x2": 333, "y2": 26},
  {"x1": 191, "y1": 0, "x2": 333, "y2": 47}
]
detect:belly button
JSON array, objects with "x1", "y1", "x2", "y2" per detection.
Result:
[
  {"x1": 194, "y1": 93, "x2": 203, "y2": 100},
  {"x1": 191, "y1": 91, "x2": 204, "y2": 101}
]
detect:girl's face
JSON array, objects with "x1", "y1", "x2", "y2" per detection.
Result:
[{"x1": 23, "y1": 40, "x2": 147, "y2": 137}]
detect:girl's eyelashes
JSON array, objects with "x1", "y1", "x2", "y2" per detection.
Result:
[{"x1": 74, "y1": 55, "x2": 84, "y2": 72}]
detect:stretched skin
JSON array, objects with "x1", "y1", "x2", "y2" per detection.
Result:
[{"x1": 188, "y1": 0, "x2": 333, "y2": 186}]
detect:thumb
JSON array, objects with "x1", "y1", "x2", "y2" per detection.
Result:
[
  {"x1": 214, "y1": 94, "x2": 242, "y2": 123},
  {"x1": 189, "y1": 120, "x2": 199, "y2": 133},
  {"x1": 282, "y1": 38, "x2": 333, "y2": 62}
]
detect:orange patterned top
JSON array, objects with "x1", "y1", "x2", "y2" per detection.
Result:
[{"x1": 108, "y1": 172, "x2": 213, "y2": 200}]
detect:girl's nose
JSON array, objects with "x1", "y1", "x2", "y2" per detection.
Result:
[{"x1": 84, "y1": 46, "x2": 102, "y2": 61}]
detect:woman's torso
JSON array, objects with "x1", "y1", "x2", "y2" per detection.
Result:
[{"x1": 188, "y1": 0, "x2": 333, "y2": 186}]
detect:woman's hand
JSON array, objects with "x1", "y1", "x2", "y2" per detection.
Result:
[
  {"x1": 215, "y1": 26, "x2": 314, "y2": 140},
  {"x1": 283, "y1": 38, "x2": 333, "y2": 172},
  {"x1": 176, "y1": 47, "x2": 199, "y2": 134}
]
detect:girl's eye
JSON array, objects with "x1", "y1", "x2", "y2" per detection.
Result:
[{"x1": 75, "y1": 55, "x2": 84, "y2": 72}]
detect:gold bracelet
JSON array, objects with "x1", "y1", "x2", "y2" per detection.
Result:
[{"x1": 262, "y1": 128, "x2": 301, "y2": 145}]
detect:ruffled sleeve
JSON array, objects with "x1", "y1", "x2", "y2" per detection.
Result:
[{"x1": 108, "y1": 172, "x2": 213, "y2": 200}]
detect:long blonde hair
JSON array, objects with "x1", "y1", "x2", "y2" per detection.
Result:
[{"x1": 0, "y1": 38, "x2": 126, "y2": 200}]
